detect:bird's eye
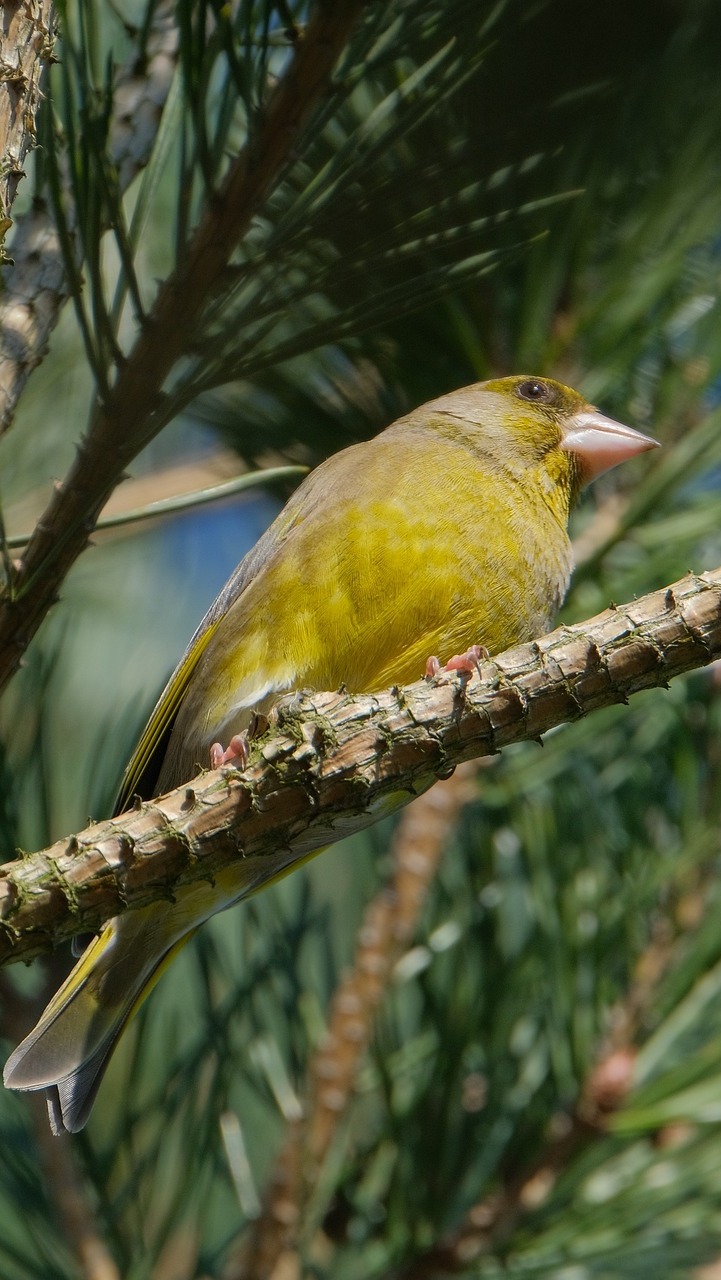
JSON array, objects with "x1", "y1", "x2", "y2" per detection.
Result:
[{"x1": 517, "y1": 378, "x2": 553, "y2": 403}]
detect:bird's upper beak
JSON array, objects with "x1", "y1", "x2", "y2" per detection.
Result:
[{"x1": 561, "y1": 410, "x2": 660, "y2": 484}]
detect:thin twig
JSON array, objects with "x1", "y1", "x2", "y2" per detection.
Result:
[{"x1": 4, "y1": 464, "x2": 306, "y2": 547}]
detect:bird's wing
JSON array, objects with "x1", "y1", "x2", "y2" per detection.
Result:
[
  {"x1": 114, "y1": 616, "x2": 224, "y2": 811},
  {"x1": 113, "y1": 467, "x2": 330, "y2": 812}
]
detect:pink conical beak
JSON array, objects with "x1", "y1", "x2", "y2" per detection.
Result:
[{"x1": 561, "y1": 410, "x2": 660, "y2": 484}]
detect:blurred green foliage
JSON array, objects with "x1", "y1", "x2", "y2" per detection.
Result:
[{"x1": 3, "y1": 1, "x2": 721, "y2": 1277}]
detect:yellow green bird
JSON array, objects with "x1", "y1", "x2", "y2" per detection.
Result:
[{"x1": 3, "y1": 375, "x2": 658, "y2": 1133}]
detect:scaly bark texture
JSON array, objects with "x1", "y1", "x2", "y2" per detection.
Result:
[
  {"x1": 0, "y1": 0, "x2": 178, "y2": 433},
  {"x1": 0, "y1": 566, "x2": 719, "y2": 967},
  {"x1": 0, "y1": 0, "x2": 56, "y2": 438},
  {"x1": 0, "y1": 1, "x2": 54, "y2": 250}
]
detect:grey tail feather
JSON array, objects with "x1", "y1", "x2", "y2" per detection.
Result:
[
  {"x1": 45, "y1": 1044, "x2": 117, "y2": 1136},
  {"x1": 38, "y1": 932, "x2": 187, "y2": 1134},
  {"x1": 46, "y1": 1041, "x2": 122, "y2": 1135}
]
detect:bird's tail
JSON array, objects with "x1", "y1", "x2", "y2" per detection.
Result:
[
  {"x1": 4, "y1": 848, "x2": 320, "y2": 1134},
  {"x1": 3, "y1": 900, "x2": 193, "y2": 1134}
]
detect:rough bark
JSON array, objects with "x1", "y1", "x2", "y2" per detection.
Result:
[
  {"x1": 0, "y1": 0, "x2": 54, "y2": 249},
  {"x1": 0, "y1": 566, "x2": 718, "y2": 967},
  {"x1": 0, "y1": 0, "x2": 178, "y2": 433}
]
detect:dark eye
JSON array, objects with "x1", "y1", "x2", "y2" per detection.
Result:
[{"x1": 517, "y1": 378, "x2": 553, "y2": 403}]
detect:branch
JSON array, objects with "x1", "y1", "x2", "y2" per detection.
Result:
[
  {"x1": 0, "y1": 566, "x2": 719, "y2": 967},
  {"x1": 0, "y1": 0, "x2": 55, "y2": 252},
  {"x1": 228, "y1": 763, "x2": 478, "y2": 1280},
  {"x1": 0, "y1": 0, "x2": 366, "y2": 692},
  {"x1": 0, "y1": 0, "x2": 178, "y2": 433}
]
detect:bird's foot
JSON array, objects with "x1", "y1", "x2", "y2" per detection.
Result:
[
  {"x1": 210, "y1": 733, "x2": 249, "y2": 771},
  {"x1": 425, "y1": 644, "x2": 489, "y2": 680},
  {"x1": 209, "y1": 712, "x2": 268, "y2": 772}
]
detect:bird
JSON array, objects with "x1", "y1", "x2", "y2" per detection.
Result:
[{"x1": 3, "y1": 375, "x2": 658, "y2": 1133}]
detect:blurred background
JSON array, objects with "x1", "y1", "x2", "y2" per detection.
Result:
[{"x1": 3, "y1": 1, "x2": 721, "y2": 1276}]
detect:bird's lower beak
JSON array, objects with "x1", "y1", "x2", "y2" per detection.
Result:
[{"x1": 561, "y1": 410, "x2": 660, "y2": 484}]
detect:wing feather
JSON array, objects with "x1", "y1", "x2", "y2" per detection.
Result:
[{"x1": 113, "y1": 476, "x2": 314, "y2": 812}]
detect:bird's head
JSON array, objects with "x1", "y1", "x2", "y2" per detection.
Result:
[
  {"x1": 425, "y1": 375, "x2": 659, "y2": 511},
  {"x1": 478, "y1": 373, "x2": 660, "y2": 494}
]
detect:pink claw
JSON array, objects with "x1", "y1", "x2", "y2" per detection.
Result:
[
  {"x1": 425, "y1": 644, "x2": 488, "y2": 681},
  {"x1": 209, "y1": 733, "x2": 249, "y2": 771},
  {"x1": 443, "y1": 644, "x2": 488, "y2": 677}
]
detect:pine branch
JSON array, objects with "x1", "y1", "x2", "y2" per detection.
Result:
[
  {"x1": 0, "y1": 0, "x2": 366, "y2": 693},
  {"x1": 228, "y1": 763, "x2": 478, "y2": 1279},
  {"x1": 0, "y1": 0, "x2": 55, "y2": 252},
  {"x1": 305, "y1": 765, "x2": 479, "y2": 1167},
  {"x1": 0, "y1": 0, "x2": 178, "y2": 433},
  {"x1": 390, "y1": 860, "x2": 710, "y2": 1279},
  {"x1": 389, "y1": 1058, "x2": 624, "y2": 1280},
  {"x1": 0, "y1": 566, "x2": 719, "y2": 967}
]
